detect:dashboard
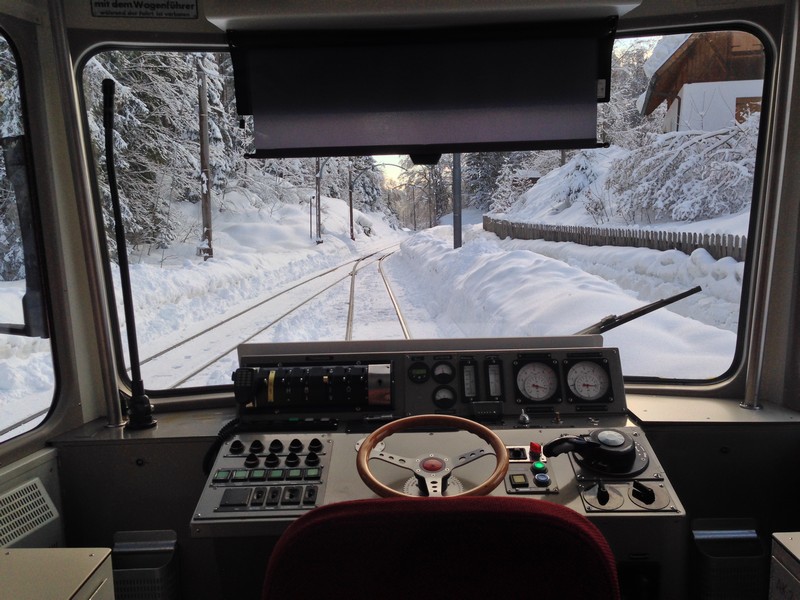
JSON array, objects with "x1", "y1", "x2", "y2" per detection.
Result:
[{"x1": 191, "y1": 337, "x2": 686, "y2": 596}]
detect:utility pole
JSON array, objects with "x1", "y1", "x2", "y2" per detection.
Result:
[
  {"x1": 197, "y1": 60, "x2": 213, "y2": 260},
  {"x1": 453, "y1": 153, "x2": 462, "y2": 249},
  {"x1": 315, "y1": 157, "x2": 330, "y2": 244},
  {"x1": 428, "y1": 165, "x2": 434, "y2": 229},
  {"x1": 348, "y1": 159, "x2": 355, "y2": 241}
]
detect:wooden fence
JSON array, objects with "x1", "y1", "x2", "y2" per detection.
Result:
[{"x1": 482, "y1": 216, "x2": 747, "y2": 262}]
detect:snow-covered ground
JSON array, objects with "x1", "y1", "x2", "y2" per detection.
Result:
[{"x1": 0, "y1": 185, "x2": 745, "y2": 441}]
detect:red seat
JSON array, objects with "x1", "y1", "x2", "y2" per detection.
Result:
[{"x1": 262, "y1": 496, "x2": 620, "y2": 599}]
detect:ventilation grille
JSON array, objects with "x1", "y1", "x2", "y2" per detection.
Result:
[{"x1": 0, "y1": 478, "x2": 59, "y2": 547}]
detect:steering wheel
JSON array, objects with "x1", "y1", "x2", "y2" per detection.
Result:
[{"x1": 356, "y1": 414, "x2": 509, "y2": 497}]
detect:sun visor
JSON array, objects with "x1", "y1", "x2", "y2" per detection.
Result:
[{"x1": 230, "y1": 20, "x2": 617, "y2": 158}]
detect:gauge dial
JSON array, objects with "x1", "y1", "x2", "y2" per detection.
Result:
[
  {"x1": 566, "y1": 361, "x2": 610, "y2": 401},
  {"x1": 432, "y1": 386, "x2": 457, "y2": 409},
  {"x1": 408, "y1": 362, "x2": 430, "y2": 383},
  {"x1": 515, "y1": 362, "x2": 558, "y2": 402},
  {"x1": 432, "y1": 361, "x2": 455, "y2": 384}
]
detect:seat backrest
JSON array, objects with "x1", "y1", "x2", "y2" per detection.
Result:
[{"x1": 262, "y1": 496, "x2": 620, "y2": 600}]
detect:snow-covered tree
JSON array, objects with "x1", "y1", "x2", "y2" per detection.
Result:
[
  {"x1": 0, "y1": 38, "x2": 24, "y2": 281},
  {"x1": 608, "y1": 113, "x2": 759, "y2": 223},
  {"x1": 599, "y1": 37, "x2": 664, "y2": 148},
  {"x1": 463, "y1": 152, "x2": 507, "y2": 209}
]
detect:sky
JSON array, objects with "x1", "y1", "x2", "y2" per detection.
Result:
[{"x1": 0, "y1": 183, "x2": 742, "y2": 441}]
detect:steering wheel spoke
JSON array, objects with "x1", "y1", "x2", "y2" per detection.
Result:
[
  {"x1": 453, "y1": 447, "x2": 495, "y2": 469},
  {"x1": 369, "y1": 449, "x2": 416, "y2": 472},
  {"x1": 414, "y1": 473, "x2": 450, "y2": 497}
]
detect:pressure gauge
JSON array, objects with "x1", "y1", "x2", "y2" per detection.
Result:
[
  {"x1": 515, "y1": 361, "x2": 558, "y2": 402},
  {"x1": 566, "y1": 360, "x2": 610, "y2": 401}
]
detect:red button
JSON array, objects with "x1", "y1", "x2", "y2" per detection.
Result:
[
  {"x1": 421, "y1": 458, "x2": 445, "y2": 472},
  {"x1": 529, "y1": 442, "x2": 543, "y2": 459}
]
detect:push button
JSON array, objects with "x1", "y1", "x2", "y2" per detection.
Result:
[
  {"x1": 282, "y1": 486, "x2": 302, "y2": 505},
  {"x1": 232, "y1": 469, "x2": 249, "y2": 482},
  {"x1": 220, "y1": 488, "x2": 251, "y2": 507},
  {"x1": 267, "y1": 469, "x2": 285, "y2": 481},
  {"x1": 266, "y1": 487, "x2": 282, "y2": 506},
  {"x1": 303, "y1": 486, "x2": 319, "y2": 505},
  {"x1": 530, "y1": 461, "x2": 548, "y2": 474},
  {"x1": 305, "y1": 468, "x2": 321, "y2": 480},
  {"x1": 286, "y1": 469, "x2": 303, "y2": 481},
  {"x1": 213, "y1": 469, "x2": 231, "y2": 483},
  {"x1": 250, "y1": 487, "x2": 267, "y2": 507},
  {"x1": 533, "y1": 473, "x2": 551, "y2": 488},
  {"x1": 510, "y1": 474, "x2": 529, "y2": 489},
  {"x1": 249, "y1": 468, "x2": 267, "y2": 481}
]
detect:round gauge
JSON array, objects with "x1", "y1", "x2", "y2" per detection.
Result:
[
  {"x1": 566, "y1": 361, "x2": 610, "y2": 401},
  {"x1": 515, "y1": 362, "x2": 558, "y2": 402},
  {"x1": 408, "y1": 361, "x2": 430, "y2": 384},
  {"x1": 432, "y1": 386, "x2": 457, "y2": 409},
  {"x1": 432, "y1": 361, "x2": 455, "y2": 384}
]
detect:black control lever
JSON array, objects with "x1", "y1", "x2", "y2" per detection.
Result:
[{"x1": 542, "y1": 435, "x2": 601, "y2": 457}]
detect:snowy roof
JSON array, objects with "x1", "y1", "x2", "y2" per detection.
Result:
[
  {"x1": 637, "y1": 33, "x2": 691, "y2": 114},
  {"x1": 637, "y1": 32, "x2": 764, "y2": 116}
]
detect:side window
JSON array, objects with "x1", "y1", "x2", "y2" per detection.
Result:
[{"x1": 0, "y1": 33, "x2": 55, "y2": 442}]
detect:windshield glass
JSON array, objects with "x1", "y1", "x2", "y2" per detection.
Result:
[
  {"x1": 82, "y1": 30, "x2": 764, "y2": 392},
  {"x1": 0, "y1": 33, "x2": 55, "y2": 441}
]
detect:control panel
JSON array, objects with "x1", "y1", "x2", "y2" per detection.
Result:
[
  {"x1": 192, "y1": 337, "x2": 687, "y2": 598},
  {"x1": 192, "y1": 433, "x2": 332, "y2": 537},
  {"x1": 231, "y1": 336, "x2": 625, "y2": 425}
]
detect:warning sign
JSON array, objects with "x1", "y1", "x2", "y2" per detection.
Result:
[{"x1": 91, "y1": 0, "x2": 197, "y2": 18}]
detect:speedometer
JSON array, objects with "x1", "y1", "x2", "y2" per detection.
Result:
[{"x1": 515, "y1": 361, "x2": 558, "y2": 402}]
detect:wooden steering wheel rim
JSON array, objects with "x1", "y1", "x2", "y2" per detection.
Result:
[{"x1": 356, "y1": 414, "x2": 510, "y2": 497}]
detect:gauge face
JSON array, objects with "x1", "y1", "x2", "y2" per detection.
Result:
[
  {"x1": 432, "y1": 361, "x2": 455, "y2": 384},
  {"x1": 432, "y1": 385, "x2": 457, "y2": 409},
  {"x1": 515, "y1": 362, "x2": 558, "y2": 402},
  {"x1": 566, "y1": 360, "x2": 610, "y2": 401},
  {"x1": 408, "y1": 361, "x2": 430, "y2": 384}
]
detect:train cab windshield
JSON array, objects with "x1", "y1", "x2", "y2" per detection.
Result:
[{"x1": 53, "y1": 28, "x2": 763, "y2": 409}]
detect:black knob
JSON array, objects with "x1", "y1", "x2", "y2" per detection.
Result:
[
  {"x1": 596, "y1": 482, "x2": 610, "y2": 506},
  {"x1": 285, "y1": 452, "x2": 300, "y2": 467},
  {"x1": 249, "y1": 440, "x2": 265, "y2": 454},
  {"x1": 305, "y1": 452, "x2": 320, "y2": 467},
  {"x1": 289, "y1": 438, "x2": 304, "y2": 453},
  {"x1": 230, "y1": 440, "x2": 245, "y2": 454},
  {"x1": 309, "y1": 438, "x2": 324, "y2": 453},
  {"x1": 244, "y1": 453, "x2": 260, "y2": 468},
  {"x1": 269, "y1": 439, "x2": 284, "y2": 453},
  {"x1": 264, "y1": 453, "x2": 280, "y2": 468}
]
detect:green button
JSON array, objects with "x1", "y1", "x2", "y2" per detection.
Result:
[
  {"x1": 232, "y1": 469, "x2": 249, "y2": 481},
  {"x1": 531, "y1": 461, "x2": 548, "y2": 474},
  {"x1": 268, "y1": 469, "x2": 285, "y2": 481},
  {"x1": 305, "y1": 468, "x2": 321, "y2": 480},
  {"x1": 287, "y1": 469, "x2": 303, "y2": 480},
  {"x1": 213, "y1": 469, "x2": 231, "y2": 482},
  {"x1": 249, "y1": 469, "x2": 267, "y2": 481}
]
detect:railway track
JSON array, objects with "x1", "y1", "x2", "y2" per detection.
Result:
[{"x1": 132, "y1": 247, "x2": 409, "y2": 389}]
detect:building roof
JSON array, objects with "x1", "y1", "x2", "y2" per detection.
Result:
[{"x1": 639, "y1": 31, "x2": 765, "y2": 116}]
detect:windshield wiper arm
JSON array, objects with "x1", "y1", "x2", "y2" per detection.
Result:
[{"x1": 574, "y1": 286, "x2": 702, "y2": 335}]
